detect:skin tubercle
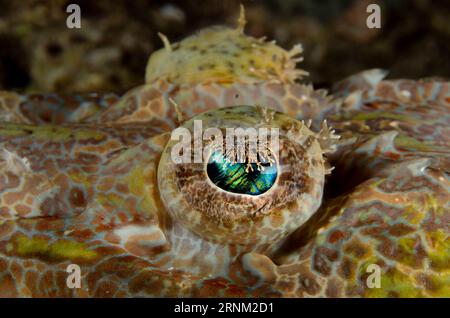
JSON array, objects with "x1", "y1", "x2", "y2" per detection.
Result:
[{"x1": 146, "y1": 6, "x2": 307, "y2": 86}]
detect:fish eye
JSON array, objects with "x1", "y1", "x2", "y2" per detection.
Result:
[
  {"x1": 206, "y1": 151, "x2": 277, "y2": 196},
  {"x1": 157, "y1": 105, "x2": 328, "y2": 248}
]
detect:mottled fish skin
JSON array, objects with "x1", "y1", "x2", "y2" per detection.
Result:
[{"x1": 0, "y1": 8, "x2": 449, "y2": 298}]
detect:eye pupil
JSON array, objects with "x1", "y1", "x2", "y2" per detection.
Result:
[{"x1": 207, "y1": 152, "x2": 277, "y2": 195}]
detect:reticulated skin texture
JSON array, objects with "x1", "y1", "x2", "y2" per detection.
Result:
[{"x1": 0, "y1": 8, "x2": 449, "y2": 297}]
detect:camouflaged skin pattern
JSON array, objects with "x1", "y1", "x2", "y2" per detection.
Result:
[{"x1": 0, "y1": 8, "x2": 448, "y2": 297}]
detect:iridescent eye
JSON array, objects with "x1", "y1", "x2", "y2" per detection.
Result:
[
  {"x1": 206, "y1": 151, "x2": 277, "y2": 195},
  {"x1": 158, "y1": 106, "x2": 329, "y2": 246}
]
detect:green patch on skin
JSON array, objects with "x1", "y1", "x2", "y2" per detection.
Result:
[
  {"x1": 363, "y1": 266, "x2": 424, "y2": 298},
  {"x1": 129, "y1": 165, "x2": 146, "y2": 196},
  {"x1": 403, "y1": 204, "x2": 426, "y2": 225},
  {"x1": 0, "y1": 125, "x2": 28, "y2": 137},
  {"x1": 358, "y1": 213, "x2": 369, "y2": 222},
  {"x1": 352, "y1": 112, "x2": 412, "y2": 122},
  {"x1": 315, "y1": 234, "x2": 326, "y2": 246},
  {"x1": 129, "y1": 165, "x2": 160, "y2": 217},
  {"x1": 358, "y1": 258, "x2": 378, "y2": 273},
  {"x1": 14, "y1": 234, "x2": 97, "y2": 261},
  {"x1": 394, "y1": 135, "x2": 437, "y2": 152},
  {"x1": 74, "y1": 130, "x2": 106, "y2": 141},
  {"x1": 422, "y1": 273, "x2": 450, "y2": 297},
  {"x1": 32, "y1": 126, "x2": 72, "y2": 141},
  {"x1": 138, "y1": 196, "x2": 159, "y2": 218},
  {"x1": 427, "y1": 230, "x2": 450, "y2": 271},
  {"x1": 96, "y1": 193, "x2": 125, "y2": 207},
  {"x1": 68, "y1": 171, "x2": 92, "y2": 186},
  {"x1": 397, "y1": 237, "x2": 420, "y2": 267},
  {"x1": 0, "y1": 123, "x2": 105, "y2": 142},
  {"x1": 401, "y1": 193, "x2": 440, "y2": 225}
]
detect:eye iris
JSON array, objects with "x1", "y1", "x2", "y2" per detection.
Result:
[{"x1": 207, "y1": 152, "x2": 277, "y2": 195}]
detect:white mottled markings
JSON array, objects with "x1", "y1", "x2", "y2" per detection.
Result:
[
  {"x1": 114, "y1": 224, "x2": 167, "y2": 248},
  {"x1": 0, "y1": 148, "x2": 31, "y2": 175}
]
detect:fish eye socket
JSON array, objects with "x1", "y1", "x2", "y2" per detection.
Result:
[
  {"x1": 158, "y1": 106, "x2": 328, "y2": 247},
  {"x1": 206, "y1": 151, "x2": 277, "y2": 196}
]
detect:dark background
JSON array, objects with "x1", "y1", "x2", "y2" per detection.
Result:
[{"x1": 0, "y1": 0, "x2": 449, "y2": 93}]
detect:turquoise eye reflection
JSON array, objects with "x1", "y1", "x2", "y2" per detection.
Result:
[{"x1": 206, "y1": 152, "x2": 277, "y2": 196}]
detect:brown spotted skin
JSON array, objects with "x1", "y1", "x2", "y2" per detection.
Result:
[{"x1": 0, "y1": 11, "x2": 449, "y2": 297}]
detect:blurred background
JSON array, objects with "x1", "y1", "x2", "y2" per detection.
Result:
[{"x1": 0, "y1": 0, "x2": 449, "y2": 93}]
